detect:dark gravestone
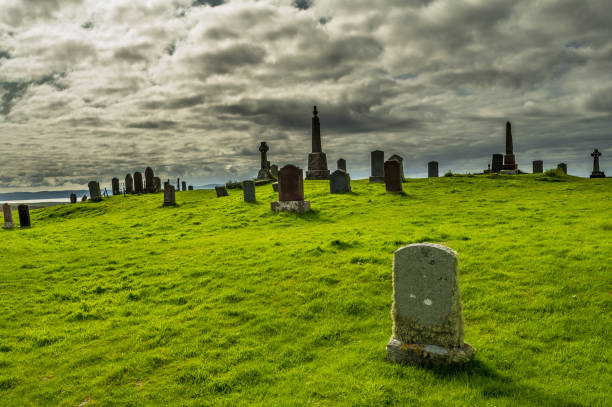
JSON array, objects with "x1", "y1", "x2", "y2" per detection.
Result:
[
  {"x1": 81, "y1": 195, "x2": 88, "y2": 202},
  {"x1": 3, "y1": 203, "x2": 15, "y2": 229},
  {"x1": 243, "y1": 180, "x2": 256, "y2": 202},
  {"x1": 502, "y1": 121, "x2": 518, "y2": 171},
  {"x1": 88, "y1": 181, "x2": 102, "y2": 202},
  {"x1": 557, "y1": 163, "x2": 567, "y2": 174},
  {"x1": 272, "y1": 182, "x2": 279, "y2": 192},
  {"x1": 163, "y1": 183, "x2": 176, "y2": 206},
  {"x1": 384, "y1": 159, "x2": 403, "y2": 193},
  {"x1": 125, "y1": 174, "x2": 134, "y2": 194},
  {"x1": 491, "y1": 154, "x2": 503, "y2": 173},
  {"x1": 337, "y1": 158, "x2": 347, "y2": 172},
  {"x1": 330, "y1": 170, "x2": 351, "y2": 194},
  {"x1": 134, "y1": 172, "x2": 143, "y2": 194},
  {"x1": 182, "y1": 181, "x2": 187, "y2": 191},
  {"x1": 389, "y1": 154, "x2": 405, "y2": 181},
  {"x1": 532, "y1": 160, "x2": 543, "y2": 174},
  {"x1": 590, "y1": 149, "x2": 606, "y2": 178},
  {"x1": 273, "y1": 165, "x2": 310, "y2": 213},
  {"x1": 153, "y1": 177, "x2": 161, "y2": 192},
  {"x1": 70, "y1": 193, "x2": 77, "y2": 204},
  {"x1": 111, "y1": 178, "x2": 120, "y2": 195},
  {"x1": 428, "y1": 161, "x2": 439, "y2": 178},
  {"x1": 370, "y1": 150, "x2": 385, "y2": 183},
  {"x1": 215, "y1": 186, "x2": 229, "y2": 197},
  {"x1": 306, "y1": 106, "x2": 330, "y2": 180},
  {"x1": 258, "y1": 142, "x2": 271, "y2": 179},
  {"x1": 18, "y1": 204, "x2": 30, "y2": 228},
  {"x1": 177, "y1": 178, "x2": 180, "y2": 191},
  {"x1": 270, "y1": 164, "x2": 279, "y2": 177},
  {"x1": 145, "y1": 167, "x2": 155, "y2": 193},
  {"x1": 188, "y1": 185, "x2": 194, "y2": 191}
]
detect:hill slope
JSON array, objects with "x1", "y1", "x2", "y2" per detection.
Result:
[{"x1": 1, "y1": 174, "x2": 611, "y2": 406}]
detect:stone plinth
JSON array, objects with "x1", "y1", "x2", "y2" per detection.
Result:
[
  {"x1": 500, "y1": 169, "x2": 519, "y2": 175},
  {"x1": 306, "y1": 152, "x2": 330, "y2": 180},
  {"x1": 271, "y1": 200, "x2": 311, "y2": 214}
]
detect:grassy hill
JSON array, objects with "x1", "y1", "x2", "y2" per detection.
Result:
[{"x1": 1, "y1": 172, "x2": 611, "y2": 406}]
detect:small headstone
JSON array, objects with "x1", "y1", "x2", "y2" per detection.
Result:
[
  {"x1": 272, "y1": 182, "x2": 279, "y2": 192},
  {"x1": 17, "y1": 204, "x2": 31, "y2": 228},
  {"x1": 125, "y1": 174, "x2": 134, "y2": 194},
  {"x1": 145, "y1": 167, "x2": 155, "y2": 193},
  {"x1": 384, "y1": 159, "x2": 403, "y2": 193},
  {"x1": 87, "y1": 181, "x2": 102, "y2": 202},
  {"x1": 153, "y1": 177, "x2": 161, "y2": 192},
  {"x1": 272, "y1": 164, "x2": 310, "y2": 213},
  {"x1": 243, "y1": 180, "x2": 256, "y2": 202},
  {"x1": 70, "y1": 193, "x2": 77, "y2": 204},
  {"x1": 111, "y1": 178, "x2": 120, "y2": 195},
  {"x1": 590, "y1": 149, "x2": 606, "y2": 178},
  {"x1": 337, "y1": 158, "x2": 347, "y2": 172},
  {"x1": 182, "y1": 181, "x2": 187, "y2": 191},
  {"x1": 428, "y1": 161, "x2": 439, "y2": 178},
  {"x1": 557, "y1": 163, "x2": 567, "y2": 174},
  {"x1": 270, "y1": 165, "x2": 279, "y2": 177},
  {"x1": 134, "y1": 172, "x2": 144, "y2": 194},
  {"x1": 389, "y1": 154, "x2": 405, "y2": 181},
  {"x1": 177, "y1": 178, "x2": 180, "y2": 191},
  {"x1": 330, "y1": 170, "x2": 351, "y2": 194},
  {"x1": 491, "y1": 154, "x2": 503, "y2": 173},
  {"x1": 215, "y1": 186, "x2": 229, "y2": 197},
  {"x1": 3, "y1": 203, "x2": 15, "y2": 229},
  {"x1": 369, "y1": 150, "x2": 385, "y2": 183},
  {"x1": 188, "y1": 185, "x2": 194, "y2": 191},
  {"x1": 163, "y1": 184, "x2": 176, "y2": 206},
  {"x1": 81, "y1": 195, "x2": 87, "y2": 202},
  {"x1": 532, "y1": 160, "x2": 543, "y2": 174},
  {"x1": 386, "y1": 243, "x2": 475, "y2": 365}
]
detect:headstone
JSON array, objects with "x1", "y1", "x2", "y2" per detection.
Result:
[
  {"x1": 163, "y1": 183, "x2": 176, "y2": 206},
  {"x1": 502, "y1": 121, "x2": 518, "y2": 173},
  {"x1": 81, "y1": 195, "x2": 88, "y2": 202},
  {"x1": 70, "y1": 193, "x2": 77, "y2": 204},
  {"x1": 87, "y1": 181, "x2": 102, "y2": 202},
  {"x1": 272, "y1": 182, "x2": 279, "y2": 192},
  {"x1": 153, "y1": 177, "x2": 161, "y2": 192},
  {"x1": 389, "y1": 154, "x2": 405, "y2": 181},
  {"x1": 306, "y1": 106, "x2": 330, "y2": 180},
  {"x1": 337, "y1": 158, "x2": 347, "y2": 172},
  {"x1": 428, "y1": 161, "x2": 439, "y2": 178},
  {"x1": 182, "y1": 181, "x2": 187, "y2": 191},
  {"x1": 270, "y1": 164, "x2": 279, "y2": 177},
  {"x1": 330, "y1": 170, "x2": 351, "y2": 194},
  {"x1": 491, "y1": 154, "x2": 503, "y2": 173},
  {"x1": 145, "y1": 167, "x2": 155, "y2": 193},
  {"x1": 384, "y1": 159, "x2": 403, "y2": 193},
  {"x1": 532, "y1": 160, "x2": 543, "y2": 174},
  {"x1": 188, "y1": 185, "x2": 194, "y2": 191},
  {"x1": 17, "y1": 204, "x2": 30, "y2": 228},
  {"x1": 177, "y1": 178, "x2": 180, "y2": 191},
  {"x1": 3, "y1": 203, "x2": 15, "y2": 229},
  {"x1": 386, "y1": 243, "x2": 475, "y2": 365},
  {"x1": 125, "y1": 174, "x2": 134, "y2": 194},
  {"x1": 112, "y1": 178, "x2": 120, "y2": 195},
  {"x1": 215, "y1": 186, "x2": 229, "y2": 197},
  {"x1": 272, "y1": 164, "x2": 310, "y2": 213},
  {"x1": 257, "y1": 142, "x2": 272, "y2": 179},
  {"x1": 557, "y1": 163, "x2": 567, "y2": 174},
  {"x1": 590, "y1": 149, "x2": 606, "y2": 178},
  {"x1": 369, "y1": 150, "x2": 385, "y2": 183},
  {"x1": 134, "y1": 172, "x2": 143, "y2": 193},
  {"x1": 243, "y1": 180, "x2": 256, "y2": 202}
]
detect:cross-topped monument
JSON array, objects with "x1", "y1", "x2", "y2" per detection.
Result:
[
  {"x1": 306, "y1": 106, "x2": 330, "y2": 180},
  {"x1": 257, "y1": 141, "x2": 272, "y2": 179},
  {"x1": 590, "y1": 149, "x2": 606, "y2": 178}
]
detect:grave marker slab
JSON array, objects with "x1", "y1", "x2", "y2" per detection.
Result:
[
  {"x1": 112, "y1": 178, "x2": 120, "y2": 195},
  {"x1": 145, "y1": 167, "x2": 155, "y2": 193},
  {"x1": 337, "y1": 158, "x2": 347, "y2": 172},
  {"x1": 370, "y1": 150, "x2": 385, "y2": 183},
  {"x1": 243, "y1": 180, "x2": 256, "y2": 202},
  {"x1": 188, "y1": 185, "x2": 194, "y2": 191},
  {"x1": 3, "y1": 203, "x2": 15, "y2": 229},
  {"x1": 557, "y1": 163, "x2": 567, "y2": 174},
  {"x1": 88, "y1": 181, "x2": 102, "y2": 202},
  {"x1": 182, "y1": 181, "x2": 187, "y2": 191},
  {"x1": 163, "y1": 184, "x2": 176, "y2": 206},
  {"x1": 134, "y1": 172, "x2": 144, "y2": 194},
  {"x1": 125, "y1": 174, "x2": 134, "y2": 194},
  {"x1": 533, "y1": 160, "x2": 543, "y2": 174},
  {"x1": 491, "y1": 154, "x2": 503, "y2": 173},
  {"x1": 272, "y1": 164, "x2": 310, "y2": 213},
  {"x1": 428, "y1": 161, "x2": 439, "y2": 178},
  {"x1": 215, "y1": 186, "x2": 229, "y2": 197},
  {"x1": 330, "y1": 170, "x2": 351, "y2": 194},
  {"x1": 70, "y1": 193, "x2": 77, "y2": 204},
  {"x1": 384, "y1": 159, "x2": 403, "y2": 193},
  {"x1": 18, "y1": 204, "x2": 30, "y2": 228},
  {"x1": 389, "y1": 154, "x2": 405, "y2": 181}
]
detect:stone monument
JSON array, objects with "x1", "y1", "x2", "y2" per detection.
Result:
[
  {"x1": 337, "y1": 158, "x2": 347, "y2": 172},
  {"x1": 3, "y1": 203, "x2": 15, "y2": 229},
  {"x1": 257, "y1": 142, "x2": 272, "y2": 180},
  {"x1": 272, "y1": 164, "x2": 310, "y2": 213},
  {"x1": 88, "y1": 181, "x2": 102, "y2": 202},
  {"x1": 330, "y1": 170, "x2": 351, "y2": 194},
  {"x1": 428, "y1": 161, "x2": 439, "y2": 178},
  {"x1": 243, "y1": 180, "x2": 256, "y2": 202},
  {"x1": 386, "y1": 243, "x2": 475, "y2": 365},
  {"x1": 153, "y1": 177, "x2": 161, "y2": 192},
  {"x1": 163, "y1": 183, "x2": 176, "y2": 206},
  {"x1": 370, "y1": 150, "x2": 385, "y2": 183},
  {"x1": 134, "y1": 172, "x2": 143, "y2": 194},
  {"x1": 590, "y1": 149, "x2": 606, "y2": 178},
  {"x1": 125, "y1": 174, "x2": 134, "y2": 194},
  {"x1": 501, "y1": 121, "x2": 518, "y2": 174},
  {"x1": 491, "y1": 154, "x2": 503, "y2": 173},
  {"x1": 145, "y1": 167, "x2": 155, "y2": 193},
  {"x1": 306, "y1": 106, "x2": 330, "y2": 180},
  {"x1": 112, "y1": 178, "x2": 120, "y2": 195},
  {"x1": 557, "y1": 163, "x2": 567, "y2": 174},
  {"x1": 384, "y1": 159, "x2": 403, "y2": 193},
  {"x1": 270, "y1": 164, "x2": 279, "y2": 178},
  {"x1": 70, "y1": 193, "x2": 77, "y2": 204},
  {"x1": 182, "y1": 181, "x2": 187, "y2": 191},
  {"x1": 389, "y1": 154, "x2": 405, "y2": 181},
  {"x1": 17, "y1": 204, "x2": 30, "y2": 228},
  {"x1": 532, "y1": 160, "x2": 543, "y2": 174},
  {"x1": 188, "y1": 185, "x2": 194, "y2": 191},
  {"x1": 215, "y1": 186, "x2": 229, "y2": 197}
]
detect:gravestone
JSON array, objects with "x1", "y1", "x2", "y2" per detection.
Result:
[
  {"x1": 337, "y1": 158, "x2": 347, "y2": 172},
  {"x1": 590, "y1": 149, "x2": 606, "y2": 178},
  {"x1": 502, "y1": 121, "x2": 518, "y2": 173},
  {"x1": 134, "y1": 172, "x2": 144, "y2": 193},
  {"x1": 70, "y1": 193, "x2": 77, "y2": 204},
  {"x1": 177, "y1": 178, "x2": 180, "y2": 191},
  {"x1": 384, "y1": 159, "x2": 403, "y2": 193},
  {"x1": 306, "y1": 106, "x2": 330, "y2": 180},
  {"x1": 188, "y1": 185, "x2": 194, "y2": 191},
  {"x1": 369, "y1": 150, "x2": 385, "y2": 183},
  {"x1": 491, "y1": 154, "x2": 503, "y2": 173},
  {"x1": 386, "y1": 243, "x2": 475, "y2": 365},
  {"x1": 428, "y1": 161, "x2": 439, "y2": 178},
  {"x1": 3, "y1": 203, "x2": 15, "y2": 229},
  {"x1": 257, "y1": 141, "x2": 272, "y2": 179},
  {"x1": 145, "y1": 167, "x2": 155, "y2": 193},
  {"x1": 88, "y1": 181, "x2": 102, "y2": 202},
  {"x1": 153, "y1": 177, "x2": 161, "y2": 192},
  {"x1": 389, "y1": 154, "x2": 405, "y2": 181},
  {"x1": 272, "y1": 164, "x2": 310, "y2": 213},
  {"x1": 182, "y1": 181, "x2": 187, "y2": 191},
  {"x1": 112, "y1": 178, "x2": 120, "y2": 195},
  {"x1": 215, "y1": 186, "x2": 229, "y2": 197},
  {"x1": 81, "y1": 195, "x2": 88, "y2": 202},
  {"x1": 330, "y1": 170, "x2": 351, "y2": 194},
  {"x1": 163, "y1": 183, "x2": 176, "y2": 206},
  {"x1": 125, "y1": 174, "x2": 134, "y2": 194},
  {"x1": 272, "y1": 182, "x2": 279, "y2": 192},
  {"x1": 532, "y1": 160, "x2": 543, "y2": 174},
  {"x1": 270, "y1": 165, "x2": 279, "y2": 177},
  {"x1": 243, "y1": 180, "x2": 256, "y2": 202},
  {"x1": 17, "y1": 204, "x2": 31, "y2": 228},
  {"x1": 557, "y1": 163, "x2": 567, "y2": 174}
]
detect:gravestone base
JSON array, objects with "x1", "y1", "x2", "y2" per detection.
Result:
[
  {"x1": 257, "y1": 168, "x2": 272, "y2": 180},
  {"x1": 162, "y1": 202, "x2": 176, "y2": 207},
  {"x1": 500, "y1": 169, "x2": 519, "y2": 175},
  {"x1": 369, "y1": 176, "x2": 385, "y2": 183},
  {"x1": 306, "y1": 152, "x2": 330, "y2": 180},
  {"x1": 590, "y1": 172, "x2": 606, "y2": 178},
  {"x1": 386, "y1": 337, "x2": 475, "y2": 365},
  {"x1": 271, "y1": 200, "x2": 310, "y2": 214},
  {"x1": 306, "y1": 169, "x2": 330, "y2": 180},
  {"x1": 3, "y1": 221, "x2": 15, "y2": 229}
]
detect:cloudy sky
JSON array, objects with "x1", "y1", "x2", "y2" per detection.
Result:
[{"x1": 1, "y1": 0, "x2": 611, "y2": 191}]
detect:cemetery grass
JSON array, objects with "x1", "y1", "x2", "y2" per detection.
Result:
[{"x1": 1, "y1": 173, "x2": 611, "y2": 406}]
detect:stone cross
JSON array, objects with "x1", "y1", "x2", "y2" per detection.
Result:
[
  {"x1": 384, "y1": 159, "x2": 403, "y2": 193},
  {"x1": 386, "y1": 243, "x2": 475, "y2": 365},
  {"x1": 17, "y1": 204, "x2": 30, "y2": 228},
  {"x1": 590, "y1": 149, "x2": 606, "y2": 178},
  {"x1": 337, "y1": 158, "x2": 347, "y2": 172},
  {"x1": 502, "y1": 121, "x2": 517, "y2": 171},
  {"x1": 369, "y1": 150, "x2": 385, "y2": 183},
  {"x1": 532, "y1": 160, "x2": 543, "y2": 174},
  {"x1": 163, "y1": 183, "x2": 176, "y2": 206},
  {"x1": 259, "y1": 142, "x2": 270, "y2": 170},
  {"x1": 112, "y1": 178, "x2": 120, "y2": 195},
  {"x1": 272, "y1": 164, "x2": 310, "y2": 213},
  {"x1": 306, "y1": 106, "x2": 330, "y2": 180},
  {"x1": 330, "y1": 169, "x2": 351, "y2": 194},
  {"x1": 428, "y1": 161, "x2": 439, "y2": 178},
  {"x1": 134, "y1": 172, "x2": 143, "y2": 194},
  {"x1": 243, "y1": 180, "x2": 256, "y2": 202},
  {"x1": 125, "y1": 174, "x2": 134, "y2": 194},
  {"x1": 3, "y1": 203, "x2": 15, "y2": 229},
  {"x1": 145, "y1": 167, "x2": 155, "y2": 193},
  {"x1": 215, "y1": 186, "x2": 229, "y2": 197}
]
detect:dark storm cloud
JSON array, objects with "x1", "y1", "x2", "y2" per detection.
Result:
[
  {"x1": 192, "y1": 0, "x2": 225, "y2": 7},
  {"x1": 189, "y1": 44, "x2": 266, "y2": 76},
  {"x1": 293, "y1": 0, "x2": 313, "y2": 10}
]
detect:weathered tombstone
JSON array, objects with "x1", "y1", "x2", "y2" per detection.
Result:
[
  {"x1": 163, "y1": 183, "x2": 176, "y2": 206},
  {"x1": 87, "y1": 181, "x2": 102, "y2": 202},
  {"x1": 257, "y1": 142, "x2": 272, "y2": 179},
  {"x1": 215, "y1": 186, "x2": 229, "y2": 197},
  {"x1": 590, "y1": 149, "x2": 606, "y2": 178},
  {"x1": 70, "y1": 193, "x2": 77, "y2": 204},
  {"x1": 111, "y1": 178, "x2": 120, "y2": 195},
  {"x1": 3, "y1": 203, "x2": 15, "y2": 229},
  {"x1": 389, "y1": 154, "x2": 405, "y2": 181},
  {"x1": 384, "y1": 159, "x2": 403, "y2": 193},
  {"x1": 153, "y1": 177, "x2": 161, "y2": 192},
  {"x1": 188, "y1": 185, "x2": 194, "y2": 191},
  {"x1": 532, "y1": 160, "x2": 543, "y2": 174},
  {"x1": 182, "y1": 181, "x2": 187, "y2": 191},
  {"x1": 306, "y1": 106, "x2": 330, "y2": 180},
  {"x1": 369, "y1": 150, "x2": 385, "y2": 183},
  {"x1": 243, "y1": 180, "x2": 256, "y2": 202},
  {"x1": 337, "y1": 158, "x2": 347, "y2": 172},
  {"x1": 272, "y1": 164, "x2": 310, "y2": 213},
  {"x1": 270, "y1": 164, "x2": 279, "y2": 177},
  {"x1": 177, "y1": 178, "x2": 180, "y2": 191},
  {"x1": 557, "y1": 163, "x2": 567, "y2": 174},
  {"x1": 17, "y1": 204, "x2": 30, "y2": 228},
  {"x1": 134, "y1": 172, "x2": 144, "y2": 194},
  {"x1": 125, "y1": 174, "x2": 134, "y2": 194},
  {"x1": 330, "y1": 170, "x2": 351, "y2": 194},
  {"x1": 81, "y1": 195, "x2": 88, "y2": 202},
  {"x1": 491, "y1": 154, "x2": 503, "y2": 173},
  {"x1": 272, "y1": 182, "x2": 279, "y2": 192},
  {"x1": 501, "y1": 121, "x2": 518, "y2": 173},
  {"x1": 386, "y1": 243, "x2": 475, "y2": 365},
  {"x1": 145, "y1": 167, "x2": 155, "y2": 193},
  {"x1": 428, "y1": 161, "x2": 439, "y2": 178}
]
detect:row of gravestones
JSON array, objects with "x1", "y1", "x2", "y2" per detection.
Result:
[
  {"x1": 2, "y1": 203, "x2": 30, "y2": 229},
  {"x1": 368, "y1": 151, "x2": 440, "y2": 180}
]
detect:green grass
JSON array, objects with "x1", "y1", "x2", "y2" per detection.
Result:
[{"x1": 1, "y1": 173, "x2": 611, "y2": 406}]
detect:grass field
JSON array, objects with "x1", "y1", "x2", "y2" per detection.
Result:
[{"x1": 1, "y1": 172, "x2": 611, "y2": 406}]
